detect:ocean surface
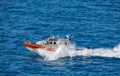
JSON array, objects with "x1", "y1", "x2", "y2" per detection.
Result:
[{"x1": 1, "y1": 0, "x2": 120, "y2": 76}]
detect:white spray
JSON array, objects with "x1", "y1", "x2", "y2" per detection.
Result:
[{"x1": 36, "y1": 43, "x2": 120, "y2": 61}]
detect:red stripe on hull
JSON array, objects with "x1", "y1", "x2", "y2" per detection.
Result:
[{"x1": 24, "y1": 41, "x2": 55, "y2": 51}]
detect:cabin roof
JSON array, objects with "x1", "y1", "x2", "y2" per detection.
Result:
[
  {"x1": 49, "y1": 39, "x2": 58, "y2": 41},
  {"x1": 47, "y1": 37, "x2": 58, "y2": 41},
  {"x1": 47, "y1": 37, "x2": 69, "y2": 43}
]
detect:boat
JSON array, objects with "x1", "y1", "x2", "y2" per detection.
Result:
[{"x1": 24, "y1": 35, "x2": 73, "y2": 52}]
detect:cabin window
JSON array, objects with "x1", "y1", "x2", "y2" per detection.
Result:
[
  {"x1": 65, "y1": 43, "x2": 67, "y2": 45},
  {"x1": 54, "y1": 42, "x2": 56, "y2": 44},
  {"x1": 50, "y1": 42, "x2": 52, "y2": 44}
]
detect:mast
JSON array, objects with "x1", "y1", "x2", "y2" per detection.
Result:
[{"x1": 50, "y1": 29, "x2": 53, "y2": 37}]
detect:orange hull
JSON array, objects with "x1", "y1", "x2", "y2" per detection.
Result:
[{"x1": 24, "y1": 41, "x2": 55, "y2": 51}]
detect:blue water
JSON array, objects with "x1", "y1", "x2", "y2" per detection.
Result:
[{"x1": 1, "y1": 0, "x2": 120, "y2": 76}]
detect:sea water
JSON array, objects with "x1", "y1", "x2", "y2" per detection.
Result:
[{"x1": 1, "y1": 0, "x2": 120, "y2": 76}]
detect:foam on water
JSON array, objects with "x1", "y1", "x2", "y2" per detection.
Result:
[{"x1": 36, "y1": 43, "x2": 120, "y2": 61}]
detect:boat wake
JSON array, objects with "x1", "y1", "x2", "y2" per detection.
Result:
[{"x1": 36, "y1": 44, "x2": 120, "y2": 61}]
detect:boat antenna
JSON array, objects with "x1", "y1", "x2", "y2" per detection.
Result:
[
  {"x1": 58, "y1": 31, "x2": 60, "y2": 38},
  {"x1": 50, "y1": 29, "x2": 53, "y2": 37}
]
